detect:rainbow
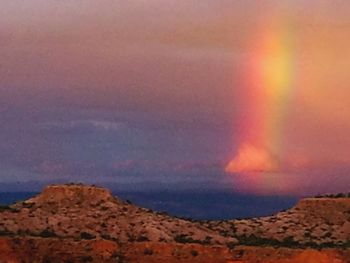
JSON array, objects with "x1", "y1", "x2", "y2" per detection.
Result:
[{"x1": 226, "y1": 15, "x2": 296, "y2": 175}]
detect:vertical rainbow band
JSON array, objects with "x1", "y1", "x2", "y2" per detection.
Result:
[
  {"x1": 226, "y1": 13, "x2": 297, "y2": 184},
  {"x1": 242, "y1": 17, "x2": 295, "y2": 157}
]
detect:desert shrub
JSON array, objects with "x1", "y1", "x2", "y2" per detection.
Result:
[
  {"x1": 80, "y1": 256, "x2": 93, "y2": 262},
  {"x1": 0, "y1": 205, "x2": 11, "y2": 212},
  {"x1": 144, "y1": 248, "x2": 154, "y2": 255},
  {"x1": 304, "y1": 232, "x2": 311, "y2": 238},
  {"x1": 101, "y1": 233, "x2": 113, "y2": 240},
  {"x1": 80, "y1": 232, "x2": 96, "y2": 240},
  {"x1": 323, "y1": 232, "x2": 332, "y2": 238},
  {"x1": 0, "y1": 230, "x2": 13, "y2": 236},
  {"x1": 136, "y1": 235, "x2": 149, "y2": 242},
  {"x1": 226, "y1": 241, "x2": 236, "y2": 250},
  {"x1": 39, "y1": 229, "x2": 57, "y2": 238},
  {"x1": 238, "y1": 234, "x2": 350, "y2": 249},
  {"x1": 336, "y1": 193, "x2": 345, "y2": 198},
  {"x1": 127, "y1": 234, "x2": 136, "y2": 242},
  {"x1": 156, "y1": 211, "x2": 170, "y2": 216},
  {"x1": 315, "y1": 192, "x2": 350, "y2": 198},
  {"x1": 341, "y1": 240, "x2": 350, "y2": 248},
  {"x1": 204, "y1": 236, "x2": 212, "y2": 244},
  {"x1": 219, "y1": 230, "x2": 229, "y2": 237},
  {"x1": 303, "y1": 241, "x2": 319, "y2": 248},
  {"x1": 42, "y1": 255, "x2": 53, "y2": 263},
  {"x1": 281, "y1": 236, "x2": 299, "y2": 247},
  {"x1": 21, "y1": 202, "x2": 35, "y2": 209},
  {"x1": 174, "y1": 234, "x2": 201, "y2": 244},
  {"x1": 0, "y1": 205, "x2": 19, "y2": 213},
  {"x1": 317, "y1": 242, "x2": 336, "y2": 249},
  {"x1": 174, "y1": 234, "x2": 194, "y2": 243},
  {"x1": 111, "y1": 251, "x2": 127, "y2": 263},
  {"x1": 190, "y1": 250, "x2": 199, "y2": 257},
  {"x1": 238, "y1": 235, "x2": 299, "y2": 248}
]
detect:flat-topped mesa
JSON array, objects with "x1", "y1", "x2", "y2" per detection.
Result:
[
  {"x1": 23, "y1": 184, "x2": 121, "y2": 208},
  {"x1": 291, "y1": 197, "x2": 350, "y2": 223},
  {"x1": 1, "y1": 184, "x2": 234, "y2": 245},
  {"x1": 295, "y1": 197, "x2": 350, "y2": 210}
]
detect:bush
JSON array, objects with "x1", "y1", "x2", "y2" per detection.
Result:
[
  {"x1": 190, "y1": 250, "x2": 198, "y2": 257},
  {"x1": 174, "y1": 234, "x2": 199, "y2": 244},
  {"x1": 238, "y1": 235, "x2": 299, "y2": 248},
  {"x1": 80, "y1": 232, "x2": 96, "y2": 240},
  {"x1": 0, "y1": 205, "x2": 18, "y2": 213},
  {"x1": 226, "y1": 241, "x2": 236, "y2": 250},
  {"x1": 0, "y1": 205, "x2": 11, "y2": 212},
  {"x1": 80, "y1": 256, "x2": 93, "y2": 262},
  {"x1": 111, "y1": 251, "x2": 127, "y2": 263},
  {"x1": 315, "y1": 192, "x2": 350, "y2": 198},
  {"x1": 144, "y1": 248, "x2": 153, "y2": 255},
  {"x1": 0, "y1": 230, "x2": 13, "y2": 236},
  {"x1": 281, "y1": 236, "x2": 299, "y2": 247},
  {"x1": 136, "y1": 235, "x2": 149, "y2": 242},
  {"x1": 39, "y1": 229, "x2": 57, "y2": 238}
]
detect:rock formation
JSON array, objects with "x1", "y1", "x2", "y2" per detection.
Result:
[{"x1": 0, "y1": 184, "x2": 349, "y2": 262}]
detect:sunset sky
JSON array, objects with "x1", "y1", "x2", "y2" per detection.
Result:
[{"x1": 1, "y1": 1, "x2": 350, "y2": 195}]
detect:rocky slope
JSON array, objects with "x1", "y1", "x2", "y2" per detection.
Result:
[
  {"x1": 205, "y1": 197, "x2": 350, "y2": 247},
  {"x1": 0, "y1": 184, "x2": 232, "y2": 246},
  {"x1": 0, "y1": 184, "x2": 349, "y2": 262}
]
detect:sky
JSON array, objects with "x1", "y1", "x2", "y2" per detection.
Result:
[{"x1": 0, "y1": 0, "x2": 350, "y2": 195}]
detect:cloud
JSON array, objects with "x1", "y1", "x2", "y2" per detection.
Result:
[
  {"x1": 225, "y1": 145, "x2": 322, "y2": 174},
  {"x1": 88, "y1": 120, "x2": 125, "y2": 131},
  {"x1": 225, "y1": 144, "x2": 279, "y2": 173},
  {"x1": 111, "y1": 160, "x2": 135, "y2": 170},
  {"x1": 40, "y1": 120, "x2": 126, "y2": 132},
  {"x1": 173, "y1": 161, "x2": 224, "y2": 172}
]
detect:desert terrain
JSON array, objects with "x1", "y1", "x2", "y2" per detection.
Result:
[{"x1": 0, "y1": 184, "x2": 349, "y2": 262}]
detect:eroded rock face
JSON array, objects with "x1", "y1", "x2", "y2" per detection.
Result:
[{"x1": 0, "y1": 184, "x2": 234, "y2": 245}]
